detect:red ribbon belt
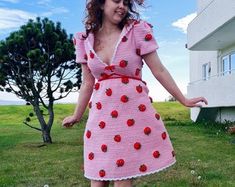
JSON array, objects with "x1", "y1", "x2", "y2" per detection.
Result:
[{"x1": 98, "y1": 73, "x2": 146, "y2": 85}]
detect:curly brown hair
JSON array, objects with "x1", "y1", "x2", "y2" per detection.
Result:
[{"x1": 84, "y1": 0, "x2": 144, "y2": 37}]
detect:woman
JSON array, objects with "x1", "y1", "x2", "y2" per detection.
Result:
[{"x1": 62, "y1": 0, "x2": 208, "y2": 186}]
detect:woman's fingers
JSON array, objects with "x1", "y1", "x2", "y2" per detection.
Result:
[
  {"x1": 185, "y1": 97, "x2": 208, "y2": 107},
  {"x1": 194, "y1": 97, "x2": 208, "y2": 105},
  {"x1": 189, "y1": 97, "x2": 208, "y2": 107},
  {"x1": 62, "y1": 116, "x2": 76, "y2": 128}
]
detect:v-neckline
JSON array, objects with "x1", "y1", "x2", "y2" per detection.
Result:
[{"x1": 87, "y1": 26, "x2": 127, "y2": 67}]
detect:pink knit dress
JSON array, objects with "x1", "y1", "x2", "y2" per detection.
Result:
[{"x1": 74, "y1": 20, "x2": 176, "y2": 181}]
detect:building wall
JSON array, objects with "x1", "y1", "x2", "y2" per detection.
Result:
[
  {"x1": 197, "y1": 0, "x2": 214, "y2": 13},
  {"x1": 188, "y1": 0, "x2": 235, "y2": 122},
  {"x1": 216, "y1": 107, "x2": 235, "y2": 122},
  {"x1": 189, "y1": 51, "x2": 217, "y2": 83},
  {"x1": 188, "y1": 72, "x2": 235, "y2": 107},
  {"x1": 187, "y1": 0, "x2": 235, "y2": 50}
]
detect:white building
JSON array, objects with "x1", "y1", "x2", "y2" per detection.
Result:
[{"x1": 187, "y1": 0, "x2": 235, "y2": 122}]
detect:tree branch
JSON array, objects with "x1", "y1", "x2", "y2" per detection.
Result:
[{"x1": 23, "y1": 122, "x2": 42, "y2": 131}]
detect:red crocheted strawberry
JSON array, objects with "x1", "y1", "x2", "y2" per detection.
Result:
[
  {"x1": 127, "y1": 119, "x2": 135, "y2": 127},
  {"x1": 116, "y1": 159, "x2": 125, "y2": 167},
  {"x1": 135, "y1": 68, "x2": 141, "y2": 76},
  {"x1": 100, "y1": 73, "x2": 109, "y2": 79},
  {"x1": 153, "y1": 151, "x2": 160, "y2": 158},
  {"x1": 90, "y1": 51, "x2": 94, "y2": 59},
  {"x1": 162, "y1": 132, "x2": 167, "y2": 140},
  {"x1": 122, "y1": 36, "x2": 128, "y2": 42},
  {"x1": 138, "y1": 104, "x2": 146, "y2": 112},
  {"x1": 155, "y1": 113, "x2": 160, "y2": 120},
  {"x1": 136, "y1": 85, "x2": 143, "y2": 93},
  {"x1": 144, "y1": 127, "x2": 151, "y2": 135},
  {"x1": 86, "y1": 130, "x2": 91, "y2": 139},
  {"x1": 145, "y1": 33, "x2": 152, "y2": 41},
  {"x1": 101, "y1": 144, "x2": 107, "y2": 152},
  {"x1": 114, "y1": 135, "x2": 121, "y2": 142},
  {"x1": 88, "y1": 152, "x2": 94, "y2": 160},
  {"x1": 120, "y1": 95, "x2": 129, "y2": 103},
  {"x1": 136, "y1": 48, "x2": 141, "y2": 56},
  {"x1": 139, "y1": 164, "x2": 147, "y2": 172},
  {"x1": 106, "y1": 88, "x2": 112, "y2": 96},
  {"x1": 99, "y1": 121, "x2": 106, "y2": 129},
  {"x1": 121, "y1": 77, "x2": 129, "y2": 84},
  {"x1": 134, "y1": 142, "x2": 141, "y2": 150},
  {"x1": 96, "y1": 102, "x2": 102, "y2": 110},
  {"x1": 88, "y1": 101, "x2": 92, "y2": 109},
  {"x1": 104, "y1": 65, "x2": 115, "y2": 72},
  {"x1": 94, "y1": 83, "x2": 100, "y2": 90},
  {"x1": 119, "y1": 60, "x2": 128, "y2": 68},
  {"x1": 111, "y1": 110, "x2": 118, "y2": 118},
  {"x1": 99, "y1": 169, "x2": 106, "y2": 177},
  {"x1": 84, "y1": 54, "x2": 88, "y2": 61},
  {"x1": 172, "y1": 150, "x2": 176, "y2": 157}
]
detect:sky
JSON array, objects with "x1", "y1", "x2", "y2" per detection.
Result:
[{"x1": 0, "y1": 0, "x2": 198, "y2": 103}]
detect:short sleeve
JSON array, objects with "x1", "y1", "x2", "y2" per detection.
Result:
[
  {"x1": 74, "y1": 32, "x2": 87, "y2": 64},
  {"x1": 134, "y1": 20, "x2": 159, "y2": 56}
]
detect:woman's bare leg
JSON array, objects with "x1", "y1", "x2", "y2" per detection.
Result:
[
  {"x1": 114, "y1": 179, "x2": 132, "y2": 187},
  {"x1": 90, "y1": 180, "x2": 110, "y2": 187}
]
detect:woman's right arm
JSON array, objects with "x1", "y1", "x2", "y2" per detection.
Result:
[{"x1": 62, "y1": 64, "x2": 95, "y2": 127}]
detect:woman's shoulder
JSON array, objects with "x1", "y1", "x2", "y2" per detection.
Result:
[
  {"x1": 126, "y1": 19, "x2": 154, "y2": 32},
  {"x1": 74, "y1": 31, "x2": 87, "y2": 41}
]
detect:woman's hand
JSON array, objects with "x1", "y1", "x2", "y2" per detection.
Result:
[
  {"x1": 62, "y1": 116, "x2": 79, "y2": 128},
  {"x1": 183, "y1": 97, "x2": 208, "y2": 108}
]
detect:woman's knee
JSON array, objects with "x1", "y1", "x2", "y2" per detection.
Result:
[
  {"x1": 91, "y1": 180, "x2": 110, "y2": 187},
  {"x1": 114, "y1": 179, "x2": 132, "y2": 187}
]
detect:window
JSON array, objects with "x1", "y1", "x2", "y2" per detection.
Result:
[
  {"x1": 222, "y1": 56, "x2": 229, "y2": 75},
  {"x1": 220, "y1": 52, "x2": 235, "y2": 75},
  {"x1": 202, "y1": 63, "x2": 210, "y2": 80},
  {"x1": 231, "y1": 53, "x2": 235, "y2": 73}
]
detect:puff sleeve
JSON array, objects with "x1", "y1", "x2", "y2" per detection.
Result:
[
  {"x1": 134, "y1": 20, "x2": 159, "y2": 56},
  {"x1": 74, "y1": 32, "x2": 88, "y2": 64}
]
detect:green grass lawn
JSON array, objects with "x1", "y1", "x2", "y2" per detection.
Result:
[{"x1": 0, "y1": 102, "x2": 234, "y2": 187}]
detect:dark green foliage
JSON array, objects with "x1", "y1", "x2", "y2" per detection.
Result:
[
  {"x1": 0, "y1": 17, "x2": 82, "y2": 143},
  {"x1": 25, "y1": 117, "x2": 31, "y2": 122},
  {"x1": 29, "y1": 112, "x2": 34, "y2": 117},
  {"x1": 0, "y1": 17, "x2": 82, "y2": 101}
]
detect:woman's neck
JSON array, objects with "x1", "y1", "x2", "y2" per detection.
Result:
[{"x1": 99, "y1": 20, "x2": 121, "y2": 35}]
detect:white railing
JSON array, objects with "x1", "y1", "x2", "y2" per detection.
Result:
[{"x1": 188, "y1": 69, "x2": 235, "y2": 85}]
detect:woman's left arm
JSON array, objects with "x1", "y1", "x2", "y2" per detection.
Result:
[{"x1": 143, "y1": 51, "x2": 208, "y2": 107}]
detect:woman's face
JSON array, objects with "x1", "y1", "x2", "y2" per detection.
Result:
[{"x1": 102, "y1": 0, "x2": 129, "y2": 25}]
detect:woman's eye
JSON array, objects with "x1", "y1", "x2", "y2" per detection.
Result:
[
  {"x1": 124, "y1": 0, "x2": 129, "y2": 6},
  {"x1": 112, "y1": 0, "x2": 129, "y2": 6}
]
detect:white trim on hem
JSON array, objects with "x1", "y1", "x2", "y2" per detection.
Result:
[{"x1": 84, "y1": 160, "x2": 176, "y2": 181}]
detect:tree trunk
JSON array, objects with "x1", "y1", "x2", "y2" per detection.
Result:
[{"x1": 42, "y1": 129, "x2": 52, "y2": 143}]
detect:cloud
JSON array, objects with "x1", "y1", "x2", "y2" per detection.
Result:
[
  {"x1": 41, "y1": 7, "x2": 69, "y2": 17},
  {"x1": 172, "y1": 12, "x2": 197, "y2": 34},
  {"x1": 0, "y1": 0, "x2": 19, "y2": 3},
  {"x1": 0, "y1": 8, "x2": 36, "y2": 30},
  {"x1": 36, "y1": 0, "x2": 69, "y2": 17},
  {"x1": 138, "y1": 6, "x2": 159, "y2": 22},
  {"x1": 37, "y1": 0, "x2": 51, "y2": 6},
  {"x1": 0, "y1": 5, "x2": 68, "y2": 32}
]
